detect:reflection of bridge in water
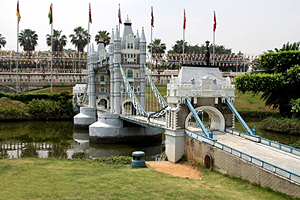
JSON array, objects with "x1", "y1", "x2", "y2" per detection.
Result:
[
  {"x1": 73, "y1": 18, "x2": 300, "y2": 197},
  {"x1": 0, "y1": 131, "x2": 163, "y2": 160}
]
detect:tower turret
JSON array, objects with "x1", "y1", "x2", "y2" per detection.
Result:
[
  {"x1": 109, "y1": 28, "x2": 115, "y2": 113},
  {"x1": 139, "y1": 27, "x2": 147, "y2": 108},
  {"x1": 113, "y1": 26, "x2": 121, "y2": 114}
]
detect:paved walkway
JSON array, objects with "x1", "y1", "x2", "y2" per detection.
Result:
[
  {"x1": 121, "y1": 115, "x2": 300, "y2": 175},
  {"x1": 213, "y1": 131, "x2": 300, "y2": 175}
]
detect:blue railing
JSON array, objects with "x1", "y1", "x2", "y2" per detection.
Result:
[
  {"x1": 225, "y1": 127, "x2": 300, "y2": 157},
  {"x1": 185, "y1": 128, "x2": 300, "y2": 184},
  {"x1": 225, "y1": 98, "x2": 253, "y2": 135}
]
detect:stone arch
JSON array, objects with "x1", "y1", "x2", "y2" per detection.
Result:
[
  {"x1": 97, "y1": 98, "x2": 108, "y2": 109},
  {"x1": 121, "y1": 99, "x2": 136, "y2": 115},
  {"x1": 185, "y1": 106, "x2": 225, "y2": 131}
]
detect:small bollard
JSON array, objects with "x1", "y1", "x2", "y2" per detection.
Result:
[
  {"x1": 209, "y1": 128, "x2": 214, "y2": 139},
  {"x1": 252, "y1": 126, "x2": 257, "y2": 135},
  {"x1": 132, "y1": 151, "x2": 145, "y2": 168}
]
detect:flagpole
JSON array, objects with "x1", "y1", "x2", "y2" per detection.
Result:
[
  {"x1": 213, "y1": 31, "x2": 215, "y2": 66},
  {"x1": 50, "y1": 3, "x2": 53, "y2": 93},
  {"x1": 87, "y1": 3, "x2": 91, "y2": 73},
  {"x1": 118, "y1": 4, "x2": 121, "y2": 36},
  {"x1": 16, "y1": 12, "x2": 19, "y2": 94},
  {"x1": 183, "y1": 9, "x2": 185, "y2": 65}
]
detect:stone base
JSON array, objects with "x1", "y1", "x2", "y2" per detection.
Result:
[
  {"x1": 74, "y1": 107, "x2": 97, "y2": 128},
  {"x1": 89, "y1": 113, "x2": 162, "y2": 143},
  {"x1": 165, "y1": 129, "x2": 185, "y2": 163}
]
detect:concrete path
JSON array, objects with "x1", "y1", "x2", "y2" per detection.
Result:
[{"x1": 213, "y1": 131, "x2": 300, "y2": 175}]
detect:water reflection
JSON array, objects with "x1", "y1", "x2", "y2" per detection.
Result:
[{"x1": 0, "y1": 121, "x2": 164, "y2": 160}]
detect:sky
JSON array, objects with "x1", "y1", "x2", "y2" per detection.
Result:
[{"x1": 0, "y1": 0, "x2": 300, "y2": 56}]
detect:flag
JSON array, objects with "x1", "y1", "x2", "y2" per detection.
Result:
[
  {"x1": 213, "y1": 11, "x2": 217, "y2": 32},
  {"x1": 16, "y1": 0, "x2": 21, "y2": 23},
  {"x1": 89, "y1": 3, "x2": 92, "y2": 23},
  {"x1": 48, "y1": 4, "x2": 53, "y2": 24},
  {"x1": 118, "y1": 4, "x2": 122, "y2": 24},
  {"x1": 183, "y1": 9, "x2": 186, "y2": 30},
  {"x1": 151, "y1": 6, "x2": 154, "y2": 27}
]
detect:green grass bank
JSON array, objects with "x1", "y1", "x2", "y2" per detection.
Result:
[{"x1": 0, "y1": 158, "x2": 296, "y2": 200}]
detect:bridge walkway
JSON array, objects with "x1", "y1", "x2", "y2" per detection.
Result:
[
  {"x1": 188, "y1": 127, "x2": 300, "y2": 175},
  {"x1": 121, "y1": 115, "x2": 300, "y2": 176}
]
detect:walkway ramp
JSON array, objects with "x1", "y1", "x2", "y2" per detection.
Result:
[{"x1": 213, "y1": 131, "x2": 300, "y2": 175}]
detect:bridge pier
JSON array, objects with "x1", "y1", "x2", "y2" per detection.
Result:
[
  {"x1": 165, "y1": 129, "x2": 185, "y2": 163},
  {"x1": 73, "y1": 107, "x2": 97, "y2": 128},
  {"x1": 89, "y1": 112, "x2": 161, "y2": 143}
]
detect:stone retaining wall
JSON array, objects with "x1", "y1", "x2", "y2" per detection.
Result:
[{"x1": 185, "y1": 135, "x2": 300, "y2": 198}]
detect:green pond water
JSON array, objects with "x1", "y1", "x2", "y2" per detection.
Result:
[
  {"x1": 0, "y1": 121, "x2": 163, "y2": 160},
  {"x1": 0, "y1": 120, "x2": 299, "y2": 159}
]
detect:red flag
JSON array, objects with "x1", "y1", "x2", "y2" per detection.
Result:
[
  {"x1": 89, "y1": 3, "x2": 92, "y2": 23},
  {"x1": 183, "y1": 9, "x2": 186, "y2": 30},
  {"x1": 16, "y1": 0, "x2": 21, "y2": 23},
  {"x1": 213, "y1": 11, "x2": 217, "y2": 32},
  {"x1": 118, "y1": 4, "x2": 122, "y2": 24},
  {"x1": 151, "y1": 6, "x2": 154, "y2": 27}
]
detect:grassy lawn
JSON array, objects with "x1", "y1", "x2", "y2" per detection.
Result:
[
  {"x1": 233, "y1": 90, "x2": 276, "y2": 111},
  {"x1": 25, "y1": 86, "x2": 73, "y2": 94},
  {"x1": 0, "y1": 98, "x2": 27, "y2": 110},
  {"x1": 0, "y1": 158, "x2": 294, "y2": 200}
]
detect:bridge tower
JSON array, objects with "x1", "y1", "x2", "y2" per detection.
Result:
[
  {"x1": 87, "y1": 16, "x2": 161, "y2": 143},
  {"x1": 165, "y1": 66, "x2": 235, "y2": 162}
]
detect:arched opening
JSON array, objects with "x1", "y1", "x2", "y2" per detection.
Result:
[
  {"x1": 97, "y1": 98, "x2": 108, "y2": 109},
  {"x1": 122, "y1": 100, "x2": 136, "y2": 115},
  {"x1": 185, "y1": 106, "x2": 225, "y2": 131}
]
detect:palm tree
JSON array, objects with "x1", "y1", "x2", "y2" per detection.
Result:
[
  {"x1": 0, "y1": 34, "x2": 6, "y2": 49},
  {"x1": 18, "y1": 29, "x2": 38, "y2": 55},
  {"x1": 147, "y1": 38, "x2": 166, "y2": 53},
  {"x1": 268, "y1": 42, "x2": 300, "y2": 53},
  {"x1": 69, "y1": 26, "x2": 90, "y2": 52},
  {"x1": 95, "y1": 30, "x2": 110, "y2": 46},
  {"x1": 170, "y1": 40, "x2": 188, "y2": 54},
  {"x1": 46, "y1": 29, "x2": 67, "y2": 52}
]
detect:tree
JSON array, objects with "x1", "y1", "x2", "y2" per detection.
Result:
[
  {"x1": 169, "y1": 40, "x2": 188, "y2": 54},
  {"x1": 95, "y1": 30, "x2": 110, "y2": 46},
  {"x1": 69, "y1": 26, "x2": 90, "y2": 52},
  {"x1": 46, "y1": 29, "x2": 67, "y2": 52},
  {"x1": 147, "y1": 38, "x2": 167, "y2": 54},
  {"x1": 235, "y1": 52, "x2": 300, "y2": 117},
  {"x1": 18, "y1": 29, "x2": 38, "y2": 54},
  {"x1": 268, "y1": 42, "x2": 300, "y2": 53},
  {"x1": 168, "y1": 41, "x2": 232, "y2": 55},
  {"x1": 0, "y1": 34, "x2": 6, "y2": 49}
]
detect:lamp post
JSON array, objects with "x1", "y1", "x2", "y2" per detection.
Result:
[{"x1": 205, "y1": 41, "x2": 210, "y2": 66}]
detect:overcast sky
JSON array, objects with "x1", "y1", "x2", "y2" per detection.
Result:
[{"x1": 1, "y1": 0, "x2": 299, "y2": 55}]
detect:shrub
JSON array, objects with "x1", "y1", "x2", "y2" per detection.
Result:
[
  {"x1": 27, "y1": 98, "x2": 74, "y2": 120},
  {"x1": 236, "y1": 109, "x2": 279, "y2": 119},
  {"x1": 261, "y1": 116, "x2": 300, "y2": 135},
  {"x1": 95, "y1": 156, "x2": 132, "y2": 165},
  {"x1": 0, "y1": 107, "x2": 27, "y2": 120}
]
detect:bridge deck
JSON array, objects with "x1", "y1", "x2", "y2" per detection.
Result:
[
  {"x1": 212, "y1": 131, "x2": 300, "y2": 175},
  {"x1": 122, "y1": 115, "x2": 300, "y2": 175}
]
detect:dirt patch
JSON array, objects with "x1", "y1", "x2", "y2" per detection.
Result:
[{"x1": 146, "y1": 161, "x2": 203, "y2": 180}]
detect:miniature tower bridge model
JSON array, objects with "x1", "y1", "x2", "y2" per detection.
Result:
[
  {"x1": 74, "y1": 17, "x2": 162, "y2": 143},
  {"x1": 72, "y1": 16, "x2": 300, "y2": 198}
]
